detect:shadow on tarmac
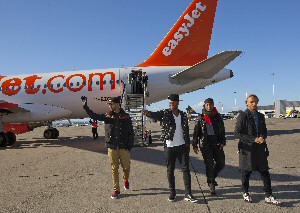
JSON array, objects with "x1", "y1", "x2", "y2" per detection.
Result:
[
  {"x1": 3, "y1": 133, "x2": 300, "y2": 208},
  {"x1": 5, "y1": 135, "x2": 300, "y2": 183}
]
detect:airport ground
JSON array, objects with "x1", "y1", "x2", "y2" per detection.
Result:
[{"x1": 0, "y1": 118, "x2": 299, "y2": 213}]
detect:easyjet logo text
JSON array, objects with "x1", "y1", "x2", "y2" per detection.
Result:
[
  {"x1": 0, "y1": 72, "x2": 116, "y2": 96},
  {"x1": 162, "y1": 1, "x2": 206, "y2": 57}
]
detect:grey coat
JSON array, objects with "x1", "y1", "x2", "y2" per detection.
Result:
[{"x1": 234, "y1": 109, "x2": 269, "y2": 171}]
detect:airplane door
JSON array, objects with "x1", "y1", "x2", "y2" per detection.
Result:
[{"x1": 118, "y1": 67, "x2": 131, "y2": 93}]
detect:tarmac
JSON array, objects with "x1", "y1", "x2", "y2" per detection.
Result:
[{"x1": 1, "y1": 118, "x2": 299, "y2": 213}]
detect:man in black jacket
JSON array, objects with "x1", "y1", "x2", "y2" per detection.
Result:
[
  {"x1": 82, "y1": 96, "x2": 134, "y2": 199},
  {"x1": 142, "y1": 94, "x2": 197, "y2": 203},
  {"x1": 192, "y1": 98, "x2": 226, "y2": 195},
  {"x1": 235, "y1": 94, "x2": 281, "y2": 205}
]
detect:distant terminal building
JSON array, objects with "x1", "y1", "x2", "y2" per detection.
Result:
[
  {"x1": 257, "y1": 105, "x2": 275, "y2": 118},
  {"x1": 275, "y1": 100, "x2": 300, "y2": 118}
]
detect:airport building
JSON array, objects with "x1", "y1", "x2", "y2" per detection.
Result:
[
  {"x1": 257, "y1": 105, "x2": 275, "y2": 118},
  {"x1": 275, "y1": 100, "x2": 300, "y2": 118},
  {"x1": 257, "y1": 100, "x2": 300, "y2": 118}
]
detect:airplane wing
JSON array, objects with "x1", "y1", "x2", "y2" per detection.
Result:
[
  {"x1": 0, "y1": 100, "x2": 72, "y2": 123},
  {"x1": 169, "y1": 51, "x2": 242, "y2": 85},
  {"x1": 0, "y1": 100, "x2": 29, "y2": 114}
]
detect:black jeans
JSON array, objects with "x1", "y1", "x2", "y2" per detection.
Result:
[
  {"x1": 165, "y1": 144, "x2": 191, "y2": 195},
  {"x1": 200, "y1": 144, "x2": 225, "y2": 184},
  {"x1": 241, "y1": 170, "x2": 272, "y2": 196},
  {"x1": 92, "y1": 128, "x2": 98, "y2": 140}
]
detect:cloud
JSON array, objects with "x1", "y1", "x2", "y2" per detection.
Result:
[{"x1": 192, "y1": 101, "x2": 204, "y2": 112}]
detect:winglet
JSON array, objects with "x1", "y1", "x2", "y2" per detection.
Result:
[{"x1": 137, "y1": 0, "x2": 218, "y2": 67}]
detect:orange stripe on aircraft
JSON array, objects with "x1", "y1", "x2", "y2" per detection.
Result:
[{"x1": 0, "y1": 102, "x2": 19, "y2": 109}]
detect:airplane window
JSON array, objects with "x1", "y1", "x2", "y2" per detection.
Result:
[
  {"x1": 70, "y1": 83, "x2": 73, "y2": 87},
  {"x1": 104, "y1": 80, "x2": 106, "y2": 84},
  {"x1": 57, "y1": 83, "x2": 60, "y2": 87},
  {"x1": 109, "y1": 80, "x2": 113, "y2": 84},
  {"x1": 116, "y1": 80, "x2": 120, "y2": 84},
  {"x1": 76, "y1": 82, "x2": 79, "y2": 86},
  {"x1": 12, "y1": 86, "x2": 15, "y2": 90},
  {"x1": 6, "y1": 87, "x2": 8, "y2": 91},
  {"x1": 50, "y1": 84, "x2": 53, "y2": 88},
  {"x1": 37, "y1": 85, "x2": 41, "y2": 89},
  {"x1": 96, "y1": 81, "x2": 99, "y2": 85},
  {"x1": 18, "y1": 86, "x2": 21, "y2": 90},
  {"x1": 63, "y1": 82, "x2": 66, "y2": 87},
  {"x1": 24, "y1": 85, "x2": 28, "y2": 89},
  {"x1": 84, "y1": 82, "x2": 87, "y2": 86},
  {"x1": 44, "y1": 84, "x2": 47, "y2": 88},
  {"x1": 88, "y1": 81, "x2": 92, "y2": 85}
]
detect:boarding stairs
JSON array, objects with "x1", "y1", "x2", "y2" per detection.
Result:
[{"x1": 122, "y1": 72, "x2": 147, "y2": 146}]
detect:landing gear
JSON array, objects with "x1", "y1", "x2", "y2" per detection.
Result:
[
  {"x1": 6, "y1": 131, "x2": 16, "y2": 146},
  {"x1": 0, "y1": 132, "x2": 8, "y2": 147},
  {"x1": 43, "y1": 128, "x2": 59, "y2": 139}
]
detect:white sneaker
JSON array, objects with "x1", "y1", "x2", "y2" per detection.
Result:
[
  {"x1": 243, "y1": 193, "x2": 252, "y2": 203},
  {"x1": 265, "y1": 196, "x2": 281, "y2": 205}
]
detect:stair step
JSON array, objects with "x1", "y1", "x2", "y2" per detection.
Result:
[{"x1": 122, "y1": 92, "x2": 146, "y2": 146}]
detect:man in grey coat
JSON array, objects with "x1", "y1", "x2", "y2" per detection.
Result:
[{"x1": 235, "y1": 94, "x2": 281, "y2": 205}]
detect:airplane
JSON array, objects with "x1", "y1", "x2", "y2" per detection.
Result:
[
  {"x1": 0, "y1": 0, "x2": 242, "y2": 147},
  {"x1": 220, "y1": 113, "x2": 234, "y2": 120},
  {"x1": 186, "y1": 105, "x2": 199, "y2": 121},
  {"x1": 186, "y1": 105, "x2": 234, "y2": 121}
]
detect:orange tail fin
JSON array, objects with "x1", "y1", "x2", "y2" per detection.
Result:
[{"x1": 137, "y1": 0, "x2": 218, "y2": 67}]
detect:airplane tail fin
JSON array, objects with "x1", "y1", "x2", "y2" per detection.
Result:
[
  {"x1": 137, "y1": 0, "x2": 218, "y2": 67},
  {"x1": 186, "y1": 105, "x2": 197, "y2": 114}
]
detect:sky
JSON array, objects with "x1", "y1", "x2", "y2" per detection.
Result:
[{"x1": 1, "y1": 0, "x2": 300, "y2": 113}]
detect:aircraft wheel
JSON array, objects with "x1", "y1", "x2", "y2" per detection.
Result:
[
  {"x1": 44, "y1": 129, "x2": 53, "y2": 139},
  {"x1": 6, "y1": 131, "x2": 16, "y2": 146},
  {"x1": 0, "y1": 132, "x2": 8, "y2": 147},
  {"x1": 52, "y1": 128, "x2": 59, "y2": 139},
  {"x1": 148, "y1": 135, "x2": 152, "y2": 144}
]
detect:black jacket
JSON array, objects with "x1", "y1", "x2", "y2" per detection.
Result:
[
  {"x1": 83, "y1": 104, "x2": 134, "y2": 150},
  {"x1": 192, "y1": 113, "x2": 226, "y2": 148},
  {"x1": 146, "y1": 109, "x2": 190, "y2": 147},
  {"x1": 234, "y1": 109, "x2": 269, "y2": 171}
]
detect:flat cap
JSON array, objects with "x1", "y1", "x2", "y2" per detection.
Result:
[
  {"x1": 168, "y1": 94, "x2": 181, "y2": 101},
  {"x1": 107, "y1": 96, "x2": 121, "y2": 104}
]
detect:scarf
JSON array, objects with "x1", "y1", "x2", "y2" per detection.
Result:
[{"x1": 202, "y1": 107, "x2": 218, "y2": 124}]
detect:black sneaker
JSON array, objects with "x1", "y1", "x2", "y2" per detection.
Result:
[
  {"x1": 209, "y1": 183, "x2": 216, "y2": 195},
  {"x1": 184, "y1": 194, "x2": 198, "y2": 203},
  {"x1": 213, "y1": 180, "x2": 218, "y2": 186},
  {"x1": 168, "y1": 193, "x2": 176, "y2": 202}
]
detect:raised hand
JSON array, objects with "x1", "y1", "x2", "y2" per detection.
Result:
[{"x1": 141, "y1": 109, "x2": 148, "y2": 116}]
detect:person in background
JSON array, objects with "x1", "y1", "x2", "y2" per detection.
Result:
[
  {"x1": 90, "y1": 119, "x2": 98, "y2": 140},
  {"x1": 136, "y1": 72, "x2": 143, "y2": 94},
  {"x1": 128, "y1": 70, "x2": 137, "y2": 93},
  {"x1": 142, "y1": 72, "x2": 148, "y2": 95}
]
